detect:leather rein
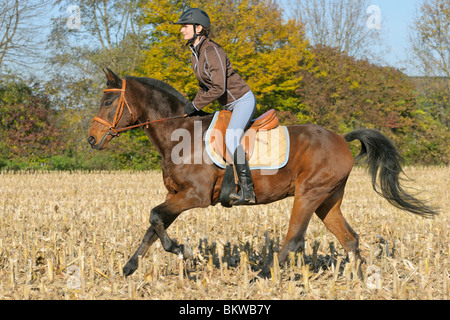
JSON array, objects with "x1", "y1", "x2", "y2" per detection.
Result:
[{"x1": 92, "y1": 79, "x2": 185, "y2": 137}]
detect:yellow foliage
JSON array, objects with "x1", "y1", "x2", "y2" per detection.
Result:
[{"x1": 138, "y1": 0, "x2": 313, "y2": 112}]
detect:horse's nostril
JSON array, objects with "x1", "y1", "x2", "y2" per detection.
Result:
[{"x1": 87, "y1": 136, "x2": 96, "y2": 146}]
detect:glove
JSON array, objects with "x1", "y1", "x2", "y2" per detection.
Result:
[{"x1": 184, "y1": 101, "x2": 197, "y2": 116}]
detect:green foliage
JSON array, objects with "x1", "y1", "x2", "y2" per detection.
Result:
[
  {"x1": 0, "y1": 77, "x2": 161, "y2": 171},
  {"x1": 295, "y1": 45, "x2": 448, "y2": 165},
  {"x1": 0, "y1": 78, "x2": 63, "y2": 161},
  {"x1": 105, "y1": 130, "x2": 162, "y2": 170},
  {"x1": 297, "y1": 46, "x2": 417, "y2": 133},
  {"x1": 0, "y1": 1, "x2": 448, "y2": 169},
  {"x1": 402, "y1": 77, "x2": 449, "y2": 164}
]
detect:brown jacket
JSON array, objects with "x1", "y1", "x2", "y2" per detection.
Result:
[{"x1": 190, "y1": 37, "x2": 251, "y2": 110}]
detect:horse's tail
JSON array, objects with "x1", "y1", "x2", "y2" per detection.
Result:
[{"x1": 345, "y1": 129, "x2": 438, "y2": 218}]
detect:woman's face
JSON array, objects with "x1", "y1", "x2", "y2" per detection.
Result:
[{"x1": 180, "y1": 24, "x2": 203, "y2": 41}]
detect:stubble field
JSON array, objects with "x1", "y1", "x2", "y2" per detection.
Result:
[{"x1": 0, "y1": 167, "x2": 448, "y2": 300}]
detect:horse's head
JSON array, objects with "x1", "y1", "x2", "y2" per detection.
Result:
[{"x1": 88, "y1": 68, "x2": 137, "y2": 150}]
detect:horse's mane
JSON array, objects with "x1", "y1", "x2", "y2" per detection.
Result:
[{"x1": 126, "y1": 76, "x2": 188, "y2": 105}]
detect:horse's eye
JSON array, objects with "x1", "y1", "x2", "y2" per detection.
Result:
[{"x1": 105, "y1": 101, "x2": 112, "y2": 106}]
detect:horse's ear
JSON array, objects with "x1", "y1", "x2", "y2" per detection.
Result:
[{"x1": 102, "y1": 68, "x2": 122, "y2": 88}]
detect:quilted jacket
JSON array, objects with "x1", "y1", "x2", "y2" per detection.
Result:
[{"x1": 190, "y1": 37, "x2": 251, "y2": 110}]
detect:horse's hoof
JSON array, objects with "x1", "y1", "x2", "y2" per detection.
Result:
[
  {"x1": 256, "y1": 269, "x2": 271, "y2": 280},
  {"x1": 181, "y1": 244, "x2": 194, "y2": 260},
  {"x1": 123, "y1": 260, "x2": 137, "y2": 277}
]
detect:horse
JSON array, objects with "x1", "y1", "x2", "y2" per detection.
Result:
[{"x1": 88, "y1": 68, "x2": 438, "y2": 279}]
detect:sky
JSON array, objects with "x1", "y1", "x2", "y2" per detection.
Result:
[
  {"x1": 4, "y1": 0, "x2": 425, "y2": 78},
  {"x1": 368, "y1": 0, "x2": 422, "y2": 75},
  {"x1": 283, "y1": 0, "x2": 423, "y2": 75}
]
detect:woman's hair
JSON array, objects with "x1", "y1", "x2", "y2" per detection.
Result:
[
  {"x1": 200, "y1": 26, "x2": 223, "y2": 48},
  {"x1": 198, "y1": 26, "x2": 210, "y2": 37}
]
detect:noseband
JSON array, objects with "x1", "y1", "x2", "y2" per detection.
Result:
[{"x1": 92, "y1": 79, "x2": 186, "y2": 137}]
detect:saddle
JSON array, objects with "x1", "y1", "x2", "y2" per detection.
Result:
[
  {"x1": 209, "y1": 109, "x2": 280, "y2": 164},
  {"x1": 204, "y1": 109, "x2": 289, "y2": 207}
]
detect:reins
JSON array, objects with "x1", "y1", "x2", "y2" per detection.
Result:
[{"x1": 92, "y1": 79, "x2": 186, "y2": 137}]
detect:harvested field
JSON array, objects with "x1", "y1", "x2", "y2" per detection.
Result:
[{"x1": 0, "y1": 167, "x2": 448, "y2": 300}]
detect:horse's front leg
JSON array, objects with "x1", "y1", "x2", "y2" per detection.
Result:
[
  {"x1": 123, "y1": 225, "x2": 158, "y2": 277},
  {"x1": 123, "y1": 193, "x2": 197, "y2": 277}
]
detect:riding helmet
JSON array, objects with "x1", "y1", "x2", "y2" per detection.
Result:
[{"x1": 174, "y1": 8, "x2": 210, "y2": 29}]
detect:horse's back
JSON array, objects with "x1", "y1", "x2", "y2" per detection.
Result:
[{"x1": 286, "y1": 124, "x2": 354, "y2": 176}]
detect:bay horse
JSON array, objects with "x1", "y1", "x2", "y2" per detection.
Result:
[{"x1": 88, "y1": 69, "x2": 437, "y2": 279}]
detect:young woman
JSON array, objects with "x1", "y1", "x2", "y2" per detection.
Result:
[{"x1": 174, "y1": 8, "x2": 256, "y2": 205}]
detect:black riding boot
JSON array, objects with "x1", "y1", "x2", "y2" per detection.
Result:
[{"x1": 229, "y1": 145, "x2": 256, "y2": 205}]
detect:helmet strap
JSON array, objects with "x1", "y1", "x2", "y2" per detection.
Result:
[{"x1": 187, "y1": 23, "x2": 199, "y2": 46}]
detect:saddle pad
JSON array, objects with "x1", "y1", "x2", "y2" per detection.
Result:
[{"x1": 205, "y1": 111, "x2": 290, "y2": 170}]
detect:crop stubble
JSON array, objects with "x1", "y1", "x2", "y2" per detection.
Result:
[{"x1": 0, "y1": 167, "x2": 448, "y2": 299}]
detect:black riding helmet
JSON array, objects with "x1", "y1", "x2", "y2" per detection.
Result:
[
  {"x1": 174, "y1": 8, "x2": 210, "y2": 28},
  {"x1": 174, "y1": 8, "x2": 210, "y2": 44}
]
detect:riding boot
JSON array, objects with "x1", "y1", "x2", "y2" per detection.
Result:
[{"x1": 229, "y1": 145, "x2": 256, "y2": 205}]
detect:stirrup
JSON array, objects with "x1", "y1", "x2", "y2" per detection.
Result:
[{"x1": 229, "y1": 185, "x2": 256, "y2": 205}]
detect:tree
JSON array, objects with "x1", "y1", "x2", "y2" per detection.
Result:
[
  {"x1": 45, "y1": 0, "x2": 152, "y2": 168},
  {"x1": 0, "y1": 77, "x2": 63, "y2": 163},
  {"x1": 139, "y1": 0, "x2": 313, "y2": 113},
  {"x1": 404, "y1": 77, "x2": 449, "y2": 164},
  {"x1": 409, "y1": 0, "x2": 449, "y2": 77},
  {"x1": 293, "y1": 0, "x2": 384, "y2": 60},
  {"x1": 46, "y1": 0, "x2": 148, "y2": 115},
  {"x1": 406, "y1": 0, "x2": 449, "y2": 164},
  {"x1": 297, "y1": 46, "x2": 417, "y2": 135},
  {"x1": 49, "y1": 0, "x2": 148, "y2": 77},
  {"x1": 295, "y1": 45, "x2": 449, "y2": 165},
  {"x1": 0, "y1": 0, "x2": 51, "y2": 74}
]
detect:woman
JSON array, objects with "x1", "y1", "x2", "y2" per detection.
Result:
[{"x1": 174, "y1": 8, "x2": 256, "y2": 205}]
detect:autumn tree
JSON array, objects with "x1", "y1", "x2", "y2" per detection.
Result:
[
  {"x1": 46, "y1": 0, "x2": 148, "y2": 119},
  {"x1": 0, "y1": 77, "x2": 63, "y2": 165},
  {"x1": 49, "y1": 0, "x2": 147, "y2": 77},
  {"x1": 298, "y1": 45, "x2": 417, "y2": 132},
  {"x1": 44, "y1": 0, "x2": 157, "y2": 169},
  {"x1": 296, "y1": 45, "x2": 448, "y2": 165},
  {"x1": 409, "y1": 0, "x2": 449, "y2": 77},
  {"x1": 406, "y1": 76, "x2": 449, "y2": 164},
  {"x1": 139, "y1": 0, "x2": 313, "y2": 113}
]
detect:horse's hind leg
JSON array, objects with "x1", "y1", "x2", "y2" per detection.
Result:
[
  {"x1": 257, "y1": 185, "x2": 331, "y2": 278},
  {"x1": 149, "y1": 193, "x2": 202, "y2": 258},
  {"x1": 315, "y1": 183, "x2": 364, "y2": 278}
]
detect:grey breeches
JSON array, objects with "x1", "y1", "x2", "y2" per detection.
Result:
[{"x1": 225, "y1": 91, "x2": 257, "y2": 157}]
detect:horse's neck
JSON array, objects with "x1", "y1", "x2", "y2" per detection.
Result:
[
  {"x1": 141, "y1": 93, "x2": 185, "y2": 120},
  {"x1": 134, "y1": 85, "x2": 183, "y2": 158},
  {"x1": 143, "y1": 110, "x2": 214, "y2": 162},
  {"x1": 131, "y1": 81, "x2": 215, "y2": 161}
]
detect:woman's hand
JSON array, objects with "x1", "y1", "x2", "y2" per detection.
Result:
[{"x1": 184, "y1": 101, "x2": 197, "y2": 116}]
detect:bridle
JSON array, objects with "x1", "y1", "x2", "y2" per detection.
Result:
[
  {"x1": 92, "y1": 79, "x2": 136, "y2": 136},
  {"x1": 92, "y1": 79, "x2": 186, "y2": 137}
]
